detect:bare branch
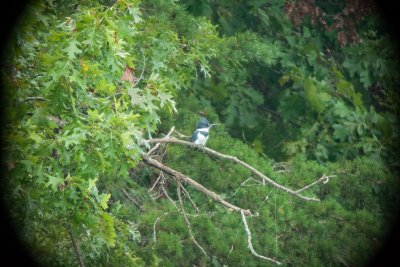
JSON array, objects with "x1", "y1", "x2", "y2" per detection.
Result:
[
  {"x1": 147, "y1": 127, "x2": 175, "y2": 156},
  {"x1": 152, "y1": 211, "x2": 214, "y2": 243},
  {"x1": 172, "y1": 129, "x2": 190, "y2": 139},
  {"x1": 153, "y1": 212, "x2": 176, "y2": 243},
  {"x1": 179, "y1": 182, "x2": 200, "y2": 213},
  {"x1": 107, "y1": 91, "x2": 122, "y2": 100},
  {"x1": 225, "y1": 177, "x2": 263, "y2": 199},
  {"x1": 148, "y1": 172, "x2": 163, "y2": 193},
  {"x1": 66, "y1": 223, "x2": 85, "y2": 267},
  {"x1": 240, "y1": 211, "x2": 282, "y2": 265},
  {"x1": 121, "y1": 188, "x2": 143, "y2": 211},
  {"x1": 48, "y1": 115, "x2": 67, "y2": 127},
  {"x1": 295, "y1": 174, "x2": 334, "y2": 194},
  {"x1": 132, "y1": 48, "x2": 146, "y2": 87},
  {"x1": 142, "y1": 154, "x2": 252, "y2": 216},
  {"x1": 22, "y1": 96, "x2": 47, "y2": 102},
  {"x1": 146, "y1": 137, "x2": 323, "y2": 202},
  {"x1": 273, "y1": 161, "x2": 291, "y2": 173},
  {"x1": 177, "y1": 181, "x2": 209, "y2": 259},
  {"x1": 161, "y1": 182, "x2": 178, "y2": 210}
]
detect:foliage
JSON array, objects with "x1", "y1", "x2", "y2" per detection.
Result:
[
  {"x1": 2, "y1": 0, "x2": 220, "y2": 265},
  {"x1": 181, "y1": 0, "x2": 400, "y2": 164},
  {"x1": 1, "y1": 0, "x2": 399, "y2": 267}
]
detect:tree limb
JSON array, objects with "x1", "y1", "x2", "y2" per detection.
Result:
[
  {"x1": 179, "y1": 182, "x2": 200, "y2": 213},
  {"x1": 22, "y1": 96, "x2": 47, "y2": 102},
  {"x1": 132, "y1": 48, "x2": 146, "y2": 88},
  {"x1": 147, "y1": 126, "x2": 175, "y2": 156},
  {"x1": 295, "y1": 174, "x2": 334, "y2": 193},
  {"x1": 121, "y1": 188, "x2": 143, "y2": 211},
  {"x1": 146, "y1": 137, "x2": 323, "y2": 202},
  {"x1": 177, "y1": 181, "x2": 209, "y2": 259},
  {"x1": 153, "y1": 212, "x2": 176, "y2": 243},
  {"x1": 141, "y1": 154, "x2": 252, "y2": 216},
  {"x1": 66, "y1": 223, "x2": 85, "y2": 267},
  {"x1": 148, "y1": 172, "x2": 163, "y2": 193},
  {"x1": 161, "y1": 182, "x2": 178, "y2": 210},
  {"x1": 241, "y1": 211, "x2": 282, "y2": 265}
]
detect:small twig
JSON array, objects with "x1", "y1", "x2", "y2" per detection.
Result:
[
  {"x1": 147, "y1": 127, "x2": 175, "y2": 155},
  {"x1": 48, "y1": 115, "x2": 67, "y2": 127},
  {"x1": 66, "y1": 223, "x2": 85, "y2": 267},
  {"x1": 226, "y1": 178, "x2": 263, "y2": 199},
  {"x1": 179, "y1": 183, "x2": 200, "y2": 213},
  {"x1": 177, "y1": 181, "x2": 209, "y2": 259},
  {"x1": 132, "y1": 48, "x2": 146, "y2": 88},
  {"x1": 153, "y1": 212, "x2": 176, "y2": 243},
  {"x1": 22, "y1": 96, "x2": 47, "y2": 103},
  {"x1": 240, "y1": 211, "x2": 282, "y2": 265},
  {"x1": 173, "y1": 129, "x2": 190, "y2": 139},
  {"x1": 295, "y1": 174, "x2": 334, "y2": 194},
  {"x1": 107, "y1": 91, "x2": 122, "y2": 100},
  {"x1": 255, "y1": 188, "x2": 274, "y2": 214},
  {"x1": 148, "y1": 172, "x2": 163, "y2": 193},
  {"x1": 273, "y1": 162, "x2": 291, "y2": 173},
  {"x1": 161, "y1": 181, "x2": 178, "y2": 210},
  {"x1": 121, "y1": 188, "x2": 143, "y2": 210},
  {"x1": 152, "y1": 210, "x2": 213, "y2": 243}
]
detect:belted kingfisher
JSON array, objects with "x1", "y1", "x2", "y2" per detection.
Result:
[{"x1": 190, "y1": 117, "x2": 218, "y2": 146}]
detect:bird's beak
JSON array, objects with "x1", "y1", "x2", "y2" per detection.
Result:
[{"x1": 210, "y1": 124, "x2": 219, "y2": 128}]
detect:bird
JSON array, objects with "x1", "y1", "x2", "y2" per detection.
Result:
[{"x1": 190, "y1": 117, "x2": 218, "y2": 146}]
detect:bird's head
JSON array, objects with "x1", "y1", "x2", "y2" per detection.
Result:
[
  {"x1": 196, "y1": 117, "x2": 210, "y2": 129},
  {"x1": 196, "y1": 117, "x2": 219, "y2": 130}
]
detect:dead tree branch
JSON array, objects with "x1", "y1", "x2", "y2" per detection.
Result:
[
  {"x1": 132, "y1": 48, "x2": 146, "y2": 88},
  {"x1": 179, "y1": 182, "x2": 200, "y2": 213},
  {"x1": 67, "y1": 223, "x2": 85, "y2": 267},
  {"x1": 161, "y1": 182, "x2": 178, "y2": 210},
  {"x1": 142, "y1": 154, "x2": 252, "y2": 216},
  {"x1": 177, "y1": 181, "x2": 209, "y2": 258},
  {"x1": 146, "y1": 137, "x2": 324, "y2": 202},
  {"x1": 22, "y1": 96, "x2": 47, "y2": 102},
  {"x1": 295, "y1": 174, "x2": 334, "y2": 194},
  {"x1": 121, "y1": 188, "x2": 143, "y2": 211},
  {"x1": 147, "y1": 126, "x2": 175, "y2": 156},
  {"x1": 153, "y1": 212, "x2": 176, "y2": 243},
  {"x1": 148, "y1": 172, "x2": 163, "y2": 193},
  {"x1": 240, "y1": 211, "x2": 282, "y2": 265}
]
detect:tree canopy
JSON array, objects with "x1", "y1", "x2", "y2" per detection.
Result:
[{"x1": 1, "y1": 0, "x2": 399, "y2": 266}]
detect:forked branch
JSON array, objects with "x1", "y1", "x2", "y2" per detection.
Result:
[
  {"x1": 241, "y1": 211, "x2": 282, "y2": 265},
  {"x1": 142, "y1": 154, "x2": 252, "y2": 216},
  {"x1": 146, "y1": 136, "x2": 329, "y2": 202},
  {"x1": 177, "y1": 181, "x2": 209, "y2": 258}
]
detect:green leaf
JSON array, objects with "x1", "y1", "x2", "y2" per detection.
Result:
[
  {"x1": 45, "y1": 174, "x2": 64, "y2": 192},
  {"x1": 64, "y1": 40, "x2": 81, "y2": 60},
  {"x1": 304, "y1": 78, "x2": 325, "y2": 113},
  {"x1": 101, "y1": 212, "x2": 116, "y2": 247},
  {"x1": 98, "y1": 193, "x2": 111, "y2": 210},
  {"x1": 333, "y1": 102, "x2": 350, "y2": 118},
  {"x1": 333, "y1": 124, "x2": 348, "y2": 141},
  {"x1": 279, "y1": 75, "x2": 290, "y2": 86}
]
